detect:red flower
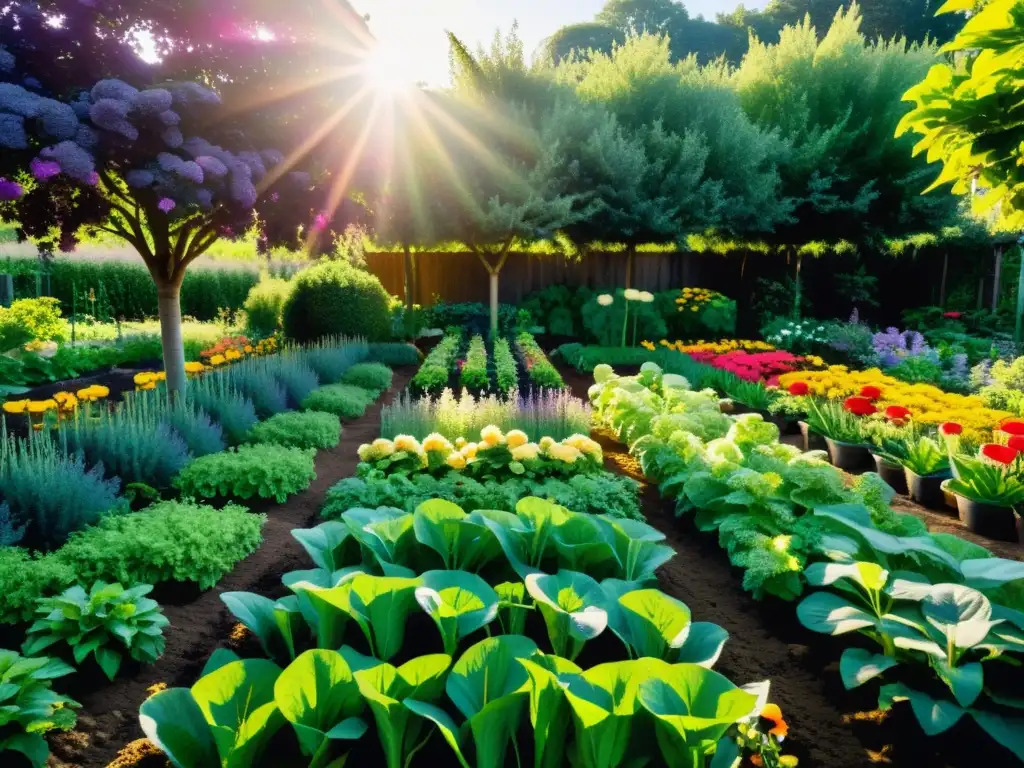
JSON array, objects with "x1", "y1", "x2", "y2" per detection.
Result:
[
  {"x1": 1001, "y1": 421, "x2": 1024, "y2": 436},
  {"x1": 982, "y1": 443, "x2": 1019, "y2": 466},
  {"x1": 943, "y1": 311, "x2": 962, "y2": 319},
  {"x1": 844, "y1": 396, "x2": 877, "y2": 416},
  {"x1": 885, "y1": 405, "x2": 911, "y2": 421},
  {"x1": 940, "y1": 422, "x2": 963, "y2": 436},
  {"x1": 859, "y1": 386, "x2": 882, "y2": 401},
  {"x1": 1009, "y1": 435, "x2": 1024, "y2": 452},
  {"x1": 788, "y1": 381, "x2": 809, "y2": 396}
]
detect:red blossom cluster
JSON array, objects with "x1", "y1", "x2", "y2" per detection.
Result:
[
  {"x1": 688, "y1": 350, "x2": 809, "y2": 383},
  {"x1": 200, "y1": 335, "x2": 250, "y2": 359}
]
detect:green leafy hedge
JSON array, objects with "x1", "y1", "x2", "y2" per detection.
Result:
[
  {"x1": 174, "y1": 445, "x2": 317, "y2": 502},
  {"x1": 282, "y1": 260, "x2": 391, "y2": 343},
  {"x1": 340, "y1": 362, "x2": 393, "y2": 394},
  {"x1": 301, "y1": 383, "x2": 375, "y2": 420},
  {"x1": 248, "y1": 411, "x2": 342, "y2": 450}
]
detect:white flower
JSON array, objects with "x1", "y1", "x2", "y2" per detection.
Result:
[
  {"x1": 597, "y1": 294, "x2": 614, "y2": 307},
  {"x1": 638, "y1": 291, "x2": 655, "y2": 303},
  {"x1": 780, "y1": 329, "x2": 792, "y2": 336},
  {"x1": 623, "y1": 288, "x2": 641, "y2": 301}
]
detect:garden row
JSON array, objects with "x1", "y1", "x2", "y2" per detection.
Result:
[
  {"x1": 588, "y1": 355, "x2": 1024, "y2": 763},
  {"x1": 0, "y1": 340, "x2": 420, "y2": 765}
]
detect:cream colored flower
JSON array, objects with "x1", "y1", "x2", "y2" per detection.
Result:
[
  {"x1": 393, "y1": 434, "x2": 422, "y2": 453},
  {"x1": 454, "y1": 436, "x2": 467, "y2": 450},
  {"x1": 461, "y1": 442, "x2": 479, "y2": 459},
  {"x1": 423, "y1": 433, "x2": 453, "y2": 453},
  {"x1": 546, "y1": 442, "x2": 582, "y2": 464},
  {"x1": 357, "y1": 443, "x2": 372, "y2": 461},
  {"x1": 597, "y1": 294, "x2": 614, "y2": 307},
  {"x1": 623, "y1": 288, "x2": 641, "y2": 301},
  {"x1": 538, "y1": 436, "x2": 555, "y2": 451},
  {"x1": 638, "y1": 291, "x2": 654, "y2": 303},
  {"x1": 480, "y1": 425, "x2": 504, "y2": 447},
  {"x1": 446, "y1": 451, "x2": 467, "y2": 470},
  {"x1": 563, "y1": 434, "x2": 589, "y2": 450},
  {"x1": 505, "y1": 429, "x2": 529, "y2": 449},
  {"x1": 370, "y1": 438, "x2": 396, "y2": 457},
  {"x1": 511, "y1": 443, "x2": 540, "y2": 461}
]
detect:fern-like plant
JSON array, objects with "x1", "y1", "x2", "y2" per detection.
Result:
[
  {"x1": 248, "y1": 410, "x2": 342, "y2": 450},
  {"x1": 173, "y1": 444, "x2": 316, "y2": 502}
]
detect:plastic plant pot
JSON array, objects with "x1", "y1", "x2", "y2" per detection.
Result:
[
  {"x1": 942, "y1": 480, "x2": 1020, "y2": 542},
  {"x1": 871, "y1": 453, "x2": 908, "y2": 495},
  {"x1": 824, "y1": 437, "x2": 874, "y2": 473},
  {"x1": 905, "y1": 468, "x2": 951, "y2": 511},
  {"x1": 798, "y1": 421, "x2": 827, "y2": 452}
]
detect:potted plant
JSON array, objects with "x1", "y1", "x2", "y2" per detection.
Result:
[
  {"x1": 898, "y1": 434, "x2": 952, "y2": 510},
  {"x1": 944, "y1": 446, "x2": 1024, "y2": 542},
  {"x1": 804, "y1": 397, "x2": 874, "y2": 472},
  {"x1": 863, "y1": 413, "x2": 917, "y2": 495}
]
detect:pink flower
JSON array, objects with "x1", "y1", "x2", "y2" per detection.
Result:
[
  {"x1": 157, "y1": 197, "x2": 176, "y2": 213},
  {"x1": 312, "y1": 212, "x2": 329, "y2": 233},
  {"x1": 943, "y1": 311, "x2": 962, "y2": 319},
  {"x1": 30, "y1": 158, "x2": 62, "y2": 181},
  {"x1": 270, "y1": 192, "x2": 279, "y2": 202}
]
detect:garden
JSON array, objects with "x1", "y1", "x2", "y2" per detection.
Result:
[{"x1": 1, "y1": 1, "x2": 1023, "y2": 767}]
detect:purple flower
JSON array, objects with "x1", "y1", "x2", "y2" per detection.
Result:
[
  {"x1": 270, "y1": 192, "x2": 279, "y2": 202},
  {"x1": 90, "y1": 98, "x2": 138, "y2": 140},
  {"x1": 30, "y1": 157, "x2": 61, "y2": 181},
  {"x1": 312, "y1": 212, "x2": 329, "y2": 232},
  {"x1": 91, "y1": 79, "x2": 139, "y2": 103},
  {"x1": 40, "y1": 141, "x2": 95, "y2": 184},
  {"x1": 126, "y1": 169, "x2": 155, "y2": 188},
  {"x1": 133, "y1": 88, "x2": 173, "y2": 115},
  {"x1": 162, "y1": 126, "x2": 184, "y2": 148},
  {"x1": 195, "y1": 155, "x2": 228, "y2": 177},
  {"x1": 0, "y1": 113, "x2": 27, "y2": 149},
  {"x1": 0, "y1": 178, "x2": 23, "y2": 200},
  {"x1": 87, "y1": 171, "x2": 99, "y2": 186},
  {"x1": 158, "y1": 197, "x2": 176, "y2": 213}
]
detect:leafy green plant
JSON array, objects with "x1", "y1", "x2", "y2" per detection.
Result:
[
  {"x1": 0, "y1": 548, "x2": 75, "y2": 626},
  {"x1": 302, "y1": 383, "x2": 374, "y2": 420},
  {"x1": 248, "y1": 410, "x2": 342, "y2": 450},
  {"x1": 898, "y1": 435, "x2": 950, "y2": 476},
  {"x1": 516, "y1": 332, "x2": 565, "y2": 389},
  {"x1": 173, "y1": 444, "x2": 316, "y2": 502},
  {"x1": 947, "y1": 452, "x2": 1024, "y2": 506},
  {"x1": 803, "y1": 398, "x2": 867, "y2": 444},
  {"x1": 557, "y1": 344, "x2": 659, "y2": 373},
  {"x1": 186, "y1": 375, "x2": 260, "y2": 445},
  {"x1": 342, "y1": 362, "x2": 394, "y2": 394},
  {"x1": 23, "y1": 581, "x2": 168, "y2": 680},
  {"x1": 415, "y1": 570, "x2": 500, "y2": 655},
  {"x1": 493, "y1": 338, "x2": 518, "y2": 393},
  {"x1": 0, "y1": 650, "x2": 79, "y2": 767},
  {"x1": 366, "y1": 342, "x2": 422, "y2": 366},
  {"x1": 282, "y1": 259, "x2": 392, "y2": 342},
  {"x1": 411, "y1": 333, "x2": 460, "y2": 395},
  {"x1": 459, "y1": 335, "x2": 490, "y2": 391},
  {"x1": 56, "y1": 500, "x2": 264, "y2": 590},
  {"x1": 221, "y1": 591, "x2": 307, "y2": 665},
  {"x1": 348, "y1": 574, "x2": 421, "y2": 661},
  {"x1": 525, "y1": 570, "x2": 607, "y2": 660},
  {"x1": 412, "y1": 499, "x2": 500, "y2": 572},
  {"x1": 299, "y1": 336, "x2": 369, "y2": 383},
  {"x1": 243, "y1": 274, "x2": 292, "y2": 336}
]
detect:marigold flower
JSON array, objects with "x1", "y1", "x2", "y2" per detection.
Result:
[
  {"x1": 357, "y1": 444, "x2": 372, "y2": 461},
  {"x1": 446, "y1": 452, "x2": 467, "y2": 470},
  {"x1": 623, "y1": 288, "x2": 641, "y2": 301},
  {"x1": 210, "y1": 354, "x2": 226, "y2": 366},
  {"x1": 422, "y1": 433, "x2": 452, "y2": 453},
  {"x1": 454, "y1": 437, "x2": 467, "y2": 450},
  {"x1": 2, "y1": 399, "x2": 30, "y2": 414},
  {"x1": 505, "y1": 429, "x2": 529, "y2": 449},
  {"x1": 134, "y1": 372, "x2": 156, "y2": 386},
  {"x1": 539, "y1": 436, "x2": 555, "y2": 450},
  {"x1": 393, "y1": 435, "x2": 421, "y2": 453},
  {"x1": 480, "y1": 425, "x2": 504, "y2": 447},
  {"x1": 370, "y1": 438, "x2": 396, "y2": 457},
  {"x1": 546, "y1": 442, "x2": 582, "y2": 464},
  {"x1": 28, "y1": 399, "x2": 57, "y2": 413},
  {"x1": 460, "y1": 442, "x2": 479, "y2": 459}
]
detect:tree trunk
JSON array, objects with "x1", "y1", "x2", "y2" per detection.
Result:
[
  {"x1": 1015, "y1": 243, "x2": 1024, "y2": 344},
  {"x1": 489, "y1": 272, "x2": 499, "y2": 337},
  {"x1": 992, "y1": 246, "x2": 1003, "y2": 312},
  {"x1": 793, "y1": 252, "x2": 803, "y2": 320},
  {"x1": 402, "y1": 243, "x2": 416, "y2": 338},
  {"x1": 939, "y1": 251, "x2": 949, "y2": 307},
  {"x1": 625, "y1": 244, "x2": 635, "y2": 290},
  {"x1": 156, "y1": 280, "x2": 187, "y2": 398}
]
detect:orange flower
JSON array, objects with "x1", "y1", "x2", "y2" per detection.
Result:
[
  {"x1": 761, "y1": 703, "x2": 788, "y2": 739},
  {"x1": 750, "y1": 756, "x2": 764, "y2": 767}
]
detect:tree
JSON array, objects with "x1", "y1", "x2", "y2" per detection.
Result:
[
  {"x1": 596, "y1": 0, "x2": 689, "y2": 32},
  {"x1": 0, "y1": 8, "x2": 365, "y2": 394},
  {"x1": 541, "y1": 23, "x2": 625, "y2": 65},
  {"x1": 898, "y1": 0, "x2": 1024, "y2": 336}
]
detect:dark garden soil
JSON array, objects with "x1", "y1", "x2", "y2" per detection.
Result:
[
  {"x1": 560, "y1": 366, "x2": 1023, "y2": 768},
  {"x1": 45, "y1": 367, "x2": 415, "y2": 768}
]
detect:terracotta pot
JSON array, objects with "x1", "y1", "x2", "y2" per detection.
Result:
[
  {"x1": 798, "y1": 421, "x2": 827, "y2": 452},
  {"x1": 904, "y1": 468, "x2": 951, "y2": 510},
  {"x1": 943, "y1": 482, "x2": 1019, "y2": 542},
  {"x1": 871, "y1": 454, "x2": 908, "y2": 495},
  {"x1": 824, "y1": 437, "x2": 874, "y2": 473}
]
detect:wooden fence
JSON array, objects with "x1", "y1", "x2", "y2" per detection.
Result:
[{"x1": 365, "y1": 250, "x2": 705, "y2": 305}]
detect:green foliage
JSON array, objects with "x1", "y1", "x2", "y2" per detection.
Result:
[
  {"x1": 248, "y1": 410, "x2": 342, "y2": 450},
  {"x1": 493, "y1": 338, "x2": 518, "y2": 394},
  {"x1": 0, "y1": 297, "x2": 66, "y2": 351},
  {"x1": 516, "y1": 332, "x2": 564, "y2": 389},
  {"x1": 55, "y1": 500, "x2": 265, "y2": 590},
  {"x1": 23, "y1": 582, "x2": 168, "y2": 680},
  {"x1": 282, "y1": 260, "x2": 391, "y2": 343},
  {"x1": 581, "y1": 290, "x2": 665, "y2": 347},
  {"x1": 556, "y1": 344, "x2": 658, "y2": 372},
  {"x1": 0, "y1": 548, "x2": 75, "y2": 625},
  {"x1": 804, "y1": 398, "x2": 869, "y2": 444},
  {"x1": 243, "y1": 274, "x2": 292, "y2": 336},
  {"x1": 365, "y1": 342, "x2": 421, "y2": 366},
  {"x1": 948, "y1": 453, "x2": 1024, "y2": 506},
  {"x1": 459, "y1": 335, "x2": 490, "y2": 391},
  {"x1": 302, "y1": 383, "x2": 375, "y2": 420},
  {"x1": 341, "y1": 362, "x2": 393, "y2": 394},
  {"x1": 186, "y1": 375, "x2": 260, "y2": 446},
  {"x1": 297, "y1": 337, "x2": 369, "y2": 384},
  {"x1": 0, "y1": 650, "x2": 79, "y2": 767},
  {"x1": 173, "y1": 444, "x2": 317, "y2": 503},
  {"x1": 411, "y1": 333, "x2": 460, "y2": 395},
  {"x1": 0, "y1": 434, "x2": 125, "y2": 551}
]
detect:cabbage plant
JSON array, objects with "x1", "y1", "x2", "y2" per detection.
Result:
[
  {"x1": 525, "y1": 571, "x2": 607, "y2": 660},
  {"x1": 415, "y1": 570, "x2": 500, "y2": 655}
]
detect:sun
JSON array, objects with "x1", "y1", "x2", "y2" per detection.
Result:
[{"x1": 363, "y1": 42, "x2": 417, "y2": 93}]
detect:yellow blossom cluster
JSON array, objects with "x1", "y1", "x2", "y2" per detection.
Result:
[
  {"x1": 76, "y1": 385, "x2": 110, "y2": 402},
  {"x1": 134, "y1": 371, "x2": 167, "y2": 391},
  {"x1": 655, "y1": 339, "x2": 777, "y2": 354},
  {"x1": 3, "y1": 388, "x2": 90, "y2": 430},
  {"x1": 674, "y1": 287, "x2": 724, "y2": 313},
  {"x1": 777, "y1": 366, "x2": 1012, "y2": 440}
]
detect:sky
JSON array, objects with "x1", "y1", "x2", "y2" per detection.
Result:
[{"x1": 351, "y1": 0, "x2": 768, "y2": 87}]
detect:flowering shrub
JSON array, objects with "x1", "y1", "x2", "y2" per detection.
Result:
[
  {"x1": 655, "y1": 339, "x2": 776, "y2": 355},
  {"x1": 870, "y1": 326, "x2": 970, "y2": 391},
  {"x1": 666, "y1": 287, "x2": 737, "y2": 339},
  {"x1": 777, "y1": 366, "x2": 1012, "y2": 441},
  {"x1": 356, "y1": 426, "x2": 604, "y2": 482},
  {"x1": 762, "y1": 318, "x2": 830, "y2": 354}
]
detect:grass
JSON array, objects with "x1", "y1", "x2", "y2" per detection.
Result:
[{"x1": 64, "y1": 318, "x2": 241, "y2": 346}]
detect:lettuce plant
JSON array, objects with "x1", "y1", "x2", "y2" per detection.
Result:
[
  {"x1": 525, "y1": 570, "x2": 607, "y2": 660},
  {"x1": 247, "y1": 410, "x2": 342, "y2": 450},
  {"x1": 0, "y1": 650, "x2": 79, "y2": 768},
  {"x1": 348, "y1": 574, "x2": 421, "y2": 661},
  {"x1": 23, "y1": 581, "x2": 168, "y2": 680},
  {"x1": 416, "y1": 570, "x2": 499, "y2": 656},
  {"x1": 412, "y1": 499, "x2": 501, "y2": 572},
  {"x1": 221, "y1": 592, "x2": 307, "y2": 666},
  {"x1": 173, "y1": 444, "x2": 316, "y2": 502}
]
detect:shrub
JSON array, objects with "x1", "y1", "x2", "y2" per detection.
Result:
[
  {"x1": 341, "y1": 362, "x2": 393, "y2": 393},
  {"x1": 282, "y1": 260, "x2": 391, "y2": 343},
  {"x1": 174, "y1": 444, "x2": 316, "y2": 502},
  {"x1": 0, "y1": 548, "x2": 75, "y2": 625},
  {"x1": 412, "y1": 333, "x2": 460, "y2": 395},
  {"x1": 248, "y1": 411, "x2": 341, "y2": 450},
  {"x1": 366, "y1": 342, "x2": 421, "y2": 366},
  {"x1": 218, "y1": 362, "x2": 289, "y2": 418},
  {"x1": 302, "y1": 383, "x2": 374, "y2": 420},
  {"x1": 299, "y1": 337, "x2": 368, "y2": 383},
  {"x1": 243, "y1": 274, "x2": 292, "y2": 336},
  {"x1": 186, "y1": 377, "x2": 259, "y2": 445},
  {"x1": 516, "y1": 332, "x2": 564, "y2": 389},
  {"x1": 270, "y1": 358, "x2": 321, "y2": 407},
  {"x1": 460, "y1": 334, "x2": 490, "y2": 391},
  {"x1": 23, "y1": 582, "x2": 168, "y2": 680},
  {"x1": 1, "y1": 435, "x2": 124, "y2": 551},
  {"x1": 162, "y1": 400, "x2": 226, "y2": 458},
  {"x1": 0, "y1": 501, "x2": 25, "y2": 546},
  {"x1": 494, "y1": 338, "x2": 518, "y2": 393},
  {"x1": 56, "y1": 500, "x2": 264, "y2": 590},
  {"x1": 0, "y1": 297, "x2": 66, "y2": 350}
]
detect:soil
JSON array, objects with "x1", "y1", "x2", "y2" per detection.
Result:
[{"x1": 44, "y1": 367, "x2": 415, "y2": 768}]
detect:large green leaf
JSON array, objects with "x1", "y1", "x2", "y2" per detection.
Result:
[
  {"x1": 519, "y1": 655, "x2": 582, "y2": 768},
  {"x1": 402, "y1": 699, "x2": 471, "y2": 768},
  {"x1": 525, "y1": 571, "x2": 608, "y2": 660},
  {"x1": 972, "y1": 709, "x2": 1024, "y2": 763},
  {"x1": 354, "y1": 654, "x2": 451, "y2": 768},
  {"x1": 879, "y1": 682, "x2": 966, "y2": 736},
  {"x1": 593, "y1": 516, "x2": 674, "y2": 583},
  {"x1": 960, "y1": 558, "x2": 1024, "y2": 590},
  {"x1": 139, "y1": 688, "x2": 220, "y2": 768},
  {"x1": 292, "y1": 521, "x2": 360, "y2": 572},
  {"x1": 471, "y1": 506, "x2": 557, "y2": 579},
  {"x1": 495, "y1": 581, "x2": 530, "y2": 636},
  {"x1": 796, "y1": 592, "x2": 877, "y2": 636},
  {"x1": 413, "y1": 499, "x2": 499, "y2": 572},
  {"x1": 638, "y1": 664, "x2": 758, "y2": 768},
  {"x1": 274, "y1": 649, "x2": 366, "y2": 764},
  {"x1": 416, "y1": 570, "x2": 499, "y2": 655},
  {"x1": 611, "y1": 588, "x2": 691, "y2": 661},
  {"x1": 220, "y1": 593, "x2": 305, "y2": 665},
  {"x1": 839, "y1": 648, "x2": 899, "y2": 690},
  {"x1": 293, "y1": 582, "x2": 356, "y2": 650},
  {"x1": 343, "y1": 507, "x2": 420, "y2": 572},
  {"x1": 550, "y1": 514, "x2": 617, "y2": 576},
  {"x1": 189, "y1": 658, "x2": 284, "y2": 768},
  {"x1": 920, "y1": 584, "x2": 998, "y2": 650},
  {"x1": 348, "y1": 575, "x2": 421, "y2": 661}
]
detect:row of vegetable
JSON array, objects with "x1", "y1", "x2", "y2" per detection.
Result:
[{"x1": 589, "y1": 355, "x2": 1024, "y2": 762}]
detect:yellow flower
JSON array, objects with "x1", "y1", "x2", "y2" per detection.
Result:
[
  {"x1": 546, "y1": 442, "x2": 582, "y2": 464},
  {"x1": 76, "y1": 385, "x2": 109, "y2": 402},
  {"x1": 184, "y1": 362, "x2": 206, "y2": 375},
  {"x1": 511, "y1": 443, "x2": 540, "y2": 461},
  {"x1": 243, "y1": 345, "x2": 253, "y2": 353},
  {"x1": 54, "y1": 392, "x2": 77, "y2": 410},
  {"x1": 136, "y1": 382, "x2": 157, "y2": 391},
  {"x1": 539, "y1": 436, "x2": 555, "y2": 451},
  {"x1": 446, "y1": 452, "x2": 467, "y2": 470},
  {"x1": 641, "y1": 340, "x2": 655, "y2": 351},
  {"x1": 577, "y1": 438, "x2": 602, "y2": 460},
  {"x1": 357, "y1": 443, "x2": 372, "y2": 461},
  {"x1": 210, "y1": 354, "x2": 226, "y2": 366},
  {"x1": 461, "y1": 442, "x2": 479, "y2": 459},
  {"x1": 134, "y1": 372, "x2": 156, "y2": 386},
  {"x1": 225, "y1": 348, "x2": 242, "y2": 361},
  {"x1": 506, "y1": 430, "x2": 529, "y2": 449},
  {"x1": 423, "y1": 433, "x2": 453, "y2": 453},
  {"x1": 480, "y1": 425, "x2": 504, "y2": 447},
  {"x1": 393, "y1": 434, "x2": 421, "y2": 454},
  {"x1": 28, "y1": 399, "x2": 57, "y2": 413},
  {"x1": 2, "y1": 399, "x2": 30, "y2": 414},
  {"x1": 690, "y1": 306, "x2": 698, "y2": 312},
  {"x1": 370, "y1": 438, "x2": 396, "y2": 456},
  {"x1": 454, "y1": 437, "x2": 467, "y2": 450}
]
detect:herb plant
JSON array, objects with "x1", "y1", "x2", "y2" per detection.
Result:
[
  {"x1": 516, "y1": 332, "x2": 564, "y2": 389},
  {"x1": 411, "y1": 333, "x2": 459, "y2": 395},
  {"x1": 0, "y1": 650, "x2": 79, "y2": 766},
  {"x1": 248, "y1": 410, "x2": 342, "y2": 450},
  {"x1": 493, "y1": 338, "x2": 518, "y2": 393},
  {"x1": 302, "y1": 383, "x2": 374, "y2": 420},
  {"x1": 341, "y1": 362, "x2": 393, "y2": 394},
  {"x1": 174, "y1": 444, "x2": 317, "y2": 502},
  {"x1": 459, "y1": 334, "x2": 489, "y2": 391}
]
